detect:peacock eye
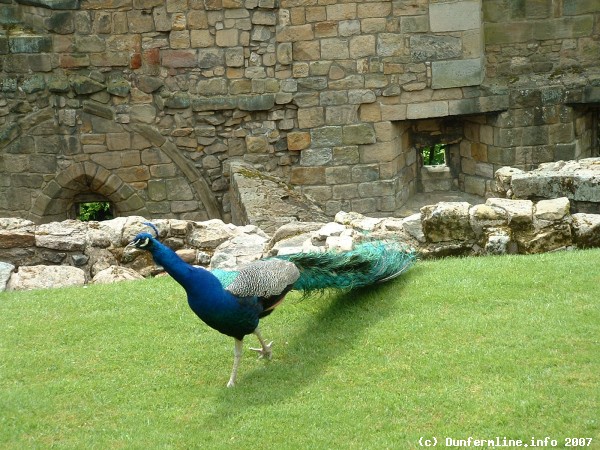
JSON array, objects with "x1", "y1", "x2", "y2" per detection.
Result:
[{"x1": 134, "y1": 238, "x2": 150, "y2": 248}]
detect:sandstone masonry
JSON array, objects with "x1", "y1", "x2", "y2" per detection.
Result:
[{"x1": 0, "y1": 0, "x2": 599, "y2": 223}]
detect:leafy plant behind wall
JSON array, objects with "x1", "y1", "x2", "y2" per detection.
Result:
[
  {"x1": 78, "y1": 202, "x2": 113, "y2": 221},
  {"x1": 421, "y1": 144, "x2": 446, "y2": 165}
]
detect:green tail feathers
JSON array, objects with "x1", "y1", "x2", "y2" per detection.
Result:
[{"x1": 277, "y1": 240, "x2": 416, "y2": 293}]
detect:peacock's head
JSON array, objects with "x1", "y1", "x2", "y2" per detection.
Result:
[
  {"x1": 128, "y1": 222, "x2": 160, "y2": 250},
  {"x1": 130, "y1": 232, "x2": 155, "y2": 250}
]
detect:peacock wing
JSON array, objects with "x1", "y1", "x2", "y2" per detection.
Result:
[{"x1": 223, "y1": 259, "x2": 300, "y2": 299}]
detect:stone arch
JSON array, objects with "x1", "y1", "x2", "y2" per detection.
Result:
[
  {"x1": 128, "y1": 124, "x2": 221, "y2": 220},
  {"x1": 1, "y1": 105, "x2": 222, "y2": 222},
  {"x1": 30, "y1": 162, "x2": 147, "y2": 223}
]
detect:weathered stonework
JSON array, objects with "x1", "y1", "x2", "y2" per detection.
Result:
[
  {"x1": 492, "y1": 158, "x2": 600, "y2": 213},
  {"x1": 0, "y1": 1, "x2": 599, "y2": 224},
  {"x1": 2, "y1": 195, "x2": 599, "y2": 289}
]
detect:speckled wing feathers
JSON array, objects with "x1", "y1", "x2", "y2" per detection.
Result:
[{"x1": 224, "y1": 259, "x2": 300, "y2": 299}]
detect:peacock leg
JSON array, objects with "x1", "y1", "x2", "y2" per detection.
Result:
[
  {"x1": 227, "y1": 338, "x2": 243, "y2": 388},
  {"x1": 249, "y1": 328, "x2": 273, "y2": 360}
]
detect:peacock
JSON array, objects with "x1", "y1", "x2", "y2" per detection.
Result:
[{"x1": 128, "y1": 223, "x2": 416, "y2": 387}]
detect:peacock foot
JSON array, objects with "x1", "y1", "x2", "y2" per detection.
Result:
[{"x1": 249, "y1": 341, "x2": 273, "y2": 360}]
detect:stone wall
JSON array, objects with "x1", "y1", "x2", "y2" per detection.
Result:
[
  {"x1": 494, "y1": 157, "x2": 600, "y2": 214},
  {"x1": 0, "y1": 0, "x2": 599, "y2": 224},
  {"x1": 484, "y1": 0, "x2": 599, "y2": 78},
  {"x1": 2, "y1": 196, "x2": 600, "y2": 290}
]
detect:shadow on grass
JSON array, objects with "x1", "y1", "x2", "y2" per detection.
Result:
[{"x1": 202, "y1": 274, "x2": 414, "y2": 423}]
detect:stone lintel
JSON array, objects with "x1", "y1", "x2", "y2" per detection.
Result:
[{"x1": 16, "y1": 0, "x2": 80, "y2": 10}]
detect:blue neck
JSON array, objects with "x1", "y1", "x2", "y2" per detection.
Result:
[{"x1": 147, "y1": 238, "x2": 223, "y2": 295}]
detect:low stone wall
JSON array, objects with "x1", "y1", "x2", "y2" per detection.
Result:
[
  {"x1": 494, "y1": 158, "x2": 600, "y2": 214},
  {"x1": 1, "y1": 196, "x2": 599, "y2": 291}
]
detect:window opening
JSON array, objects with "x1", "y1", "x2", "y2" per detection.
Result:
[
  {"x1": 77, "y1": 201, "x2": 114, "y2": 221},
  {"x1": 421, "y1": 143, "x2": 446, "y2": 166}
]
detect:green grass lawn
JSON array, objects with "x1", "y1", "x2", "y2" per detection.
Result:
[{"x1": 1, "y1": 250, "x2": 599, "y2": 449}]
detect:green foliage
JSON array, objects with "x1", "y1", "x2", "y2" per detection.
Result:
[
  {"x1": 78, "y1": 202, "x2": 113, "y2": 221},
  {"x1": 1, "y1": 250, "x2": 599, "y2": 448},
  {"x1": 421, "y1": 143, "x2": 446, "y2": 165}
]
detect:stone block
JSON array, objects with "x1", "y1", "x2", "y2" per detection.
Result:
[
  {"x1": 325, "y1": 105, "x2": 359, "y2": 125},
  {"x1": 358, "y1": 180, "x2": 395, "y2": 197},
  {"x1": 106, "y1": 132, "x2": 130, "y2": 151},
  {"x1": 534, "y1": 197, "x2": 570, "y2": 222},
  {"x1": 7, "y1": 265, "x2": 86, "y2": 291},
  {"x1": 298, "y1": 107, "x2": 325, "y2": 129},
  {"x1": 287, "y1": 131, "x2": 311, "y2": 151},
  {"x1": 0, "y1": 262, "x2": 15, "y2": 292},
  {"x1": 486, "y1": 198, "x2": 534, "y2": 225},
  {"x1": 571, "y1": 213, "x2": 600, "y2": 248},
  {"x1": 377, "y1": 33, "x2": 404, "y2": 57},
  {"x1": 342, "y1": 124, "x2": 376, "y2": 145},
  {"x1": 509, "y1": 159, "x2": 600, "y2": 203},
  {"x1": 301, "y1": 148, "x2": 333, "y2": 166},
  {"x1": 170, "y1": 30, "x2": 190, "y2": 49},
  {"x1": 410, "y1": 35, "x2": 462, "y2": 62},
  {"x1": 0, "y1": 231, "x2": 35, "y2": 249},
  {"x1": 216, "y1": 28, "x2": 238, "y2": 47},
  {"x1": 314, "y1": 21, "x2": 338, "y2": 38},
  {"x1": 359, "y1": 141, "x2": 399, "y2": 163},
  {"x1": 91, "y1": 153, "x2": 121, "y2": 170},
  {"x1": 162, "y1": 49, "x2": 198, "y2": 68},
  {"x1": 293, "y1": 40, "x2": 320, "y2": 60},
  {"x1": 245, "y1": 135, "x2": 270, "y2": 153},
  {"x1": 276, "y1": 24, "x2": 314, "y2": 42},
  {"x1": 166, "y1": 178, "x2": 194, "y2": 201},
  {"x1": 431, "y1": 58, "x2": 484, "y2": 89},
  {"x1": 339, "y1": 20, "x2": 360, "y2": 37},
  {"x1": 302, "y1": 186, "x2": 332, "y2": 203},
  {"x1": 326, "y1": 167, "x2": 352, "y2": 185},
  {"x1": 407, "y1": 101, "x2": 449, "y2": 119},
  {"x1": 421, "y1": 202, "x2": 475, "y2": 242},
  {"x1": 9, "y1": 35, "x2": 52, "y2": 53},
  {"x1": 429, "y1": 0, "x2": 481, "y2": 32},
  {"x1": 290, "y1": 166, "x2": 326, "y2": 185},
  {"x1": 311, "y1": 126, "x2": 343, "y2": 147},
  {"x1": 332, "y1": 183, "x2": 359, "y2": 199},
  {"x1": 253, "y1": 10, "x2": 276, "y2": 25},
  {"x1": 352, "y1": 164, "x2": 379, "y2": 182},
  {"x1": 532, "y1": 16, "x2": 593, "y2": 40},
  {"x1": 563, "y1": 0, "x2": 599, "y2": 15},
  {"x1": 581, "y1": 86, "x2": 600, "y2": 104},
  {"x1": 484, "y1": 22, "x2": 533, "y2": 45},
  {"x1": 463, "y1": 175, "x2": 486, "y2": 196},
  {"x1": 321, "y1": 38, "x2": 349, "y2": 59},
  {"x1": 357, "y1": 2, "x2": 391, "y2": 18},
  {"x1": 148, "y1": 179, "x2": 167, "y2": 201},
  {"x1": 332, "y1": 146, "x2": 360, "y2": 165},
  {"x1": 326, "y1": 3, "x2": 357, "y2": 20},
  {"x1": 351, "y1": 197, "x2": 377, "y2": 214},
  {"x1": 349, "y1": 35, "x2": 376, "y2": 58},
  {"x1": 401, "y1": 15, "x2": 429, "y2": 33},
  {"x1": 380, "y1": 104, "x2": 406, "y2": 121}
]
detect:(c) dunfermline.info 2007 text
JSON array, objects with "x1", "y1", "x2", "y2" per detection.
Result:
[{"x1": 418, "y1": 436, "x2": 593, "y2": 447}]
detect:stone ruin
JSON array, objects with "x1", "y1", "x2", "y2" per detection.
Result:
[
  {"x1": 494, "y1": 157, "x2": 600, "y2": 214},
  {"x1": 1, "y1": 0, "x2": 599, "y2": 223},
  {"x1": 2, "y1": 191, "x2": 599, "y2": 291}
]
